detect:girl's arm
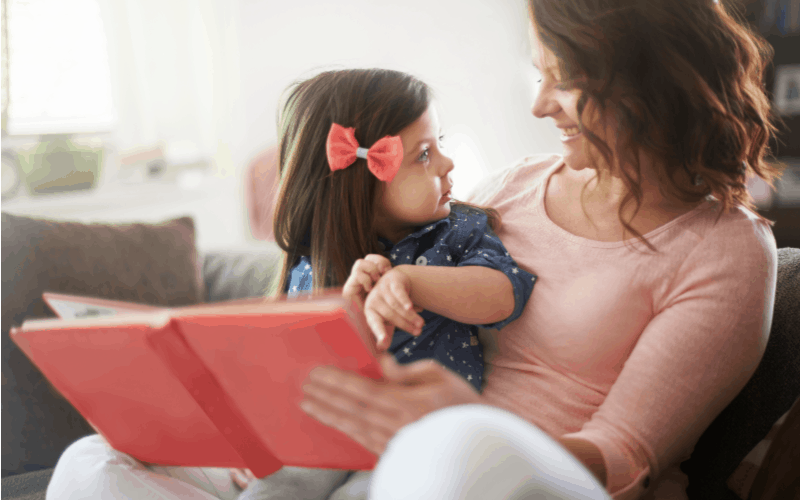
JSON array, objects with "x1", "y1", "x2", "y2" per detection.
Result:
[
  {"x1": 393, "y1": 264, "x2": 514, "y2": 325},
  {"x1": 363, "y1": 265, "x2": 515, "y2": 348}
]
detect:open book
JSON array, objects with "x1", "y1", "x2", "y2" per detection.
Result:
[{"x1": 10, "y1": 292, "x2": 382, "y2": 477}]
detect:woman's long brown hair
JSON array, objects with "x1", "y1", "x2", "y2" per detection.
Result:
[
  {"x1": 528, "y1": 0, "x2": 782, "y2": 248},
  {"x1": 270, "y1": 68, "x2": 498, "y2": 295}
]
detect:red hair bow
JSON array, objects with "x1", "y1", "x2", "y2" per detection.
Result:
[{"x1": 326, "y1": 123, "x2": 403, "y2": 183}]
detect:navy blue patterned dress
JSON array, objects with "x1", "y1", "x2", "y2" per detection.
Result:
[{"x1": 286, "y1": 204, "x2": 536, "y2": 391}]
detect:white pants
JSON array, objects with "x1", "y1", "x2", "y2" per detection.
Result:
[{"x1": 47, "y1": 405, "x2": 610, "y2": 500}]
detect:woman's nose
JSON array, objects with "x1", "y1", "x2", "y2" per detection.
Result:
[{"x1": 531, "y1": 86, "x2": 557, "y2": 119}]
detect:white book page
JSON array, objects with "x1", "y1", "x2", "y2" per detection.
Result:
[{"x1": 46, "y1": 298, "x2": 139, "y2": 320}]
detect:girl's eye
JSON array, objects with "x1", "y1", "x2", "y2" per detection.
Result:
[
  {"x1": 438, "y1": 134, "x2": 446, "y2": 148},
  {"x1": 417, "y1": 148, "x2": 430, "y2": 163}
]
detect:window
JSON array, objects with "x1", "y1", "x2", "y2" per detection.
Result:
[{"x1": 5, "y1": 0, "x2": 115, "y2": 135}]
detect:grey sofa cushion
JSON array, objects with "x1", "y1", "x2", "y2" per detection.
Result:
[
  {"x1": 0, "y1": 468, "x2": 52, "y2": 500},
  {"x1": 0, "y1": 247, "x2": 283, "y2": 500},
  {"x1": 1, "y1": 213, "x2": 203, "y2": 478},
  {"x1": 682, "y1": 247, "x2": 800, "y2": 499},
  {"x1": 202, "y1": 243, "x2": 283, "y2": 303}
]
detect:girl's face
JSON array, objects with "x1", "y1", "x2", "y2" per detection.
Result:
[
  {"x1": 529, "y1": 28, "x2": 608, "y2": 172},
  {"x1": 374, "y1": 105, "x2": 454, "y2": 243}
]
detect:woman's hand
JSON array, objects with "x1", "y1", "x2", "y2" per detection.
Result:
[
  {"x1": 365, "y1": 268, "x2": 425, "y2": 350},
  {"x1": 342, "y1": 254, "x2": 392, "y2": 310},
  {"x1": 300, "y1": 355, "x2": 481, "y2": 455},
  {"x1": 229, "y1": 467, "x2": 257, "y2": 490}
]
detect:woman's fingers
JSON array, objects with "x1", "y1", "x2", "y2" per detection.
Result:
[
  {"x1": 230, "y1": 468, "x2": 253, "y2": 489},
  {"x1": 301, "y1": 365, "x2": 412, "y2": 454},
  {"x1": 299, "y1": 397, "x2": 393, "y2": 455},
  {"x1": 301, "y1": 358, "x2": 482, "y2": 455}
]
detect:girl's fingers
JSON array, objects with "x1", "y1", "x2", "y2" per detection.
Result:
[
  {"x1": 354, "y1": 259, "x2": 383, "y2": 284},
  {"x1": 353, "y1": 271, "x2": 374, "y2": 293},
  {"x1": 387, "y1": 281, "x2": 424, "y2": 334},
  {"x1": 368, "y1": 297, "x2": 422, "y2": 336},
  {"x1": 376, "y1": 322, "x2": 394, "y2": 350},
  {"x1": 387, "y1": 279, "x2": 414, "y2": 311},
  {"x1": 365, "y1": 308, "x2": 391, "y2": 348},
  {"x1": 364, "y1": 254, "x2": 393, "y2": 275}
]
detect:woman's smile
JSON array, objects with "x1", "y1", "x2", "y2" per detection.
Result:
[{"x1": 559, "y1": 126, "x2": 581, "y2": 142}]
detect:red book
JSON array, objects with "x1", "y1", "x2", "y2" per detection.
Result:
[{"x1": 10, "y1": 293, "x2": 382, "y2": 477}]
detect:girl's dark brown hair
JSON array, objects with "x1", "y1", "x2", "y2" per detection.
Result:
[
  {"x1": 270, "y1": 68, "x2": 498, "y2": 294},
  {"x1": 529, "y1": 0, "x2": 781, "y2": 247}
]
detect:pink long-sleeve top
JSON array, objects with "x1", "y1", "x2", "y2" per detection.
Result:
[{"x1": 468, "y1": 155, "x2": 777, "y2": 500}]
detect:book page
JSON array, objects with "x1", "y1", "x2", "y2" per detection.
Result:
[
  {"x1": 46, "y1": 298, "x2": 124, "y2": 320},
  {"x1": 43, "y1": 292, "x2": 162, "y2": 319}
]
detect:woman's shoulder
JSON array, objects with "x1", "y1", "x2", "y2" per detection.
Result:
[
  {"x1": 672, "y1": 201, "x2": 777, "y2": 272},
  {"x1": 495, "y1": 153, "x2": 562, "y2": 186},
  {"x1": 692, "y1": 203, "x2": 774, "y2": 244},
  {"x1": 467, "y1": 153, "x2": 562, "y2": 205}
]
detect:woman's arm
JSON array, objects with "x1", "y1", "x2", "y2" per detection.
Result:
[
  {"x1": 562, "y1": 216, "x2": 778, "y2": 498},
  {"x1": 559, "y1": 437, "x2": 608, "y2": 486},
  {"x1": 300, "y1": 356, "x2": 609, "y2": 486}
]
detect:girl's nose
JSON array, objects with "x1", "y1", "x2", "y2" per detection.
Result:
[{"x1": 440, "y1": 153, "x2": 455, "y2": 177}]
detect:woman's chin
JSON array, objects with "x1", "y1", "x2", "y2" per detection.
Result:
[{"x1": 561, "y1": 151, "x2": 594, "y2": 171}]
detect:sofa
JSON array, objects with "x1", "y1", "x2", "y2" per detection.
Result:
[{"x1": 1, "y1": 212, "x2": 798, "y2": 500}]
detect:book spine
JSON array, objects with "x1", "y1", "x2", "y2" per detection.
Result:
[{"x1": 146, "y1": 319, "x2": 283, "y2": 478}]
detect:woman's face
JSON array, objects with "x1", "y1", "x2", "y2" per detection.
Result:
[{"x1": 528, "y1": 28, "x2": 606, "y2": 172}]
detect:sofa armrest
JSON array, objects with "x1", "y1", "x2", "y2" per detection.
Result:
[
  {"x1": 682, "y1": 247, "x2": 800, "y2": 499},
  {"x1": 201, "y1": 243, "x2": 283, "y2": 303}
]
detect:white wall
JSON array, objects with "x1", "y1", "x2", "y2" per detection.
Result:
[
  {"x1": 233, "y1": 0, "x2": 561, "y2": 199},
  {"x1": 5, "y1": 0, "x2": 564, "y2": 251}
]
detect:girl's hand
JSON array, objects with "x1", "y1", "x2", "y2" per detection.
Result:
[
  {"x1": 365, "y1": 268, "x2": 425, "y2": 350},
  {"x1": 342, "y1": 254, "x2": 393, "y2": 309},
  {"x1": 300, "y1": 355, "x2": 481, "y2": 455},
  {"x1": 229, "y1": 467, "x2": 257, "y2": 489}
]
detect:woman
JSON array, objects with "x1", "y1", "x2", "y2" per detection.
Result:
[
  {"x1": 47, "y1": 0, "x2": 778, "y2": 499},
  {"x1": 297, "y1": 1, "x2": 780, "y2": 499}
]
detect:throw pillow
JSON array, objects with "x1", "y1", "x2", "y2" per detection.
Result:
[{"x1": 1, "y1": 213, "x2": 203, "y2": 477}]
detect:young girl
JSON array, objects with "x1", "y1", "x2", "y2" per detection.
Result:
[
  {"x1": 238, "y1": 68, "x2": 536, "y2": 499},
  {"x1": 272, "y1": 68, "x2": 535, "y2": 389}
]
